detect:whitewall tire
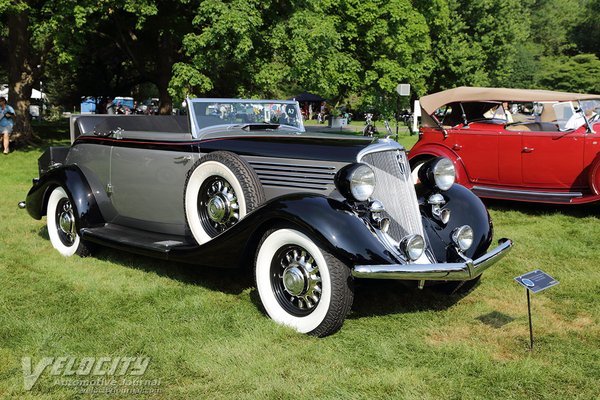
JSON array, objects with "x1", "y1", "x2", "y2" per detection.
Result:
[
  {"x1": 255, "y1": 228, "x2": 354, "y2": 337},
  {"x1": 184, "y1": 152, "x2": 264, "y2": 245},
  {"x1": 46, "y1": 186, "x2": 91, "y2": 257}
]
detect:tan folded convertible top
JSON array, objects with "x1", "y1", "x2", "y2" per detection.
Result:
[{"x1": 420, "y1": 86, "x2": 600, "y2": 115}]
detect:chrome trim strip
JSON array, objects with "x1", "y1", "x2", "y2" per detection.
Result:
[
  {"x1": 260, "y1": 181, "x2": 329, "y2": 190},
  {"x1": 249, "y1": 161, "x2": 336, "y2": 170},
  {"x1": 352, "y1": 238, "x2": 513, "y2": 281},
  {"x1": 356, "y1": 139, "x2": 405, "y2": 162},
  {"x1": 472, "y1": 186, "x2": 582, "y2": 202},
  {"x1": 257, "y1": 175, "x2": 332, "y2": 185}
]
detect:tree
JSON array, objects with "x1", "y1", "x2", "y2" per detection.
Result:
[
  {"x1": 571, "y1": 0, "x2": 600, "y2": 57},
  {"x1": 0, "y1": 0, "x2": 49, "y2": 142},
  {"x1": 538, "y1": 53, "x2": 600, "y2": 93}
]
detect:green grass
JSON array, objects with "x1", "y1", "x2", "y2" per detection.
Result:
[{"x1": 0, "y1": 121, "x2": 599, "y2": 399}]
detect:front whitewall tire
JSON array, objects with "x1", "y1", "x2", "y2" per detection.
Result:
[{"x1": 255, "y1": 229, "x2": 354, "y2": 336}]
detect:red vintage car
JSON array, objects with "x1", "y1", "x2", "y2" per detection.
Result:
[{"x1": 409, "y1": 87, "x2": 600, "y2": 204}]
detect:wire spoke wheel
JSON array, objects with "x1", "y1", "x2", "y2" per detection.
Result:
[
  {"x1": 46, "y1": 186, "x2": 93, "y2": 257},
  {"x1": 184, "y1": 151, "x2": 265, "y2": 245},
  {"x1": 198, "y1": 176, "x2": 240, "y2": 237},
  {"x1": 255, "y1": 228, "x2": 354, "y2": 337},
  {"x1": 271, "y1": 245, "x2": 322, "y2": 317},
  {"x1": 55, "y1": 198, "x2": 76, "y2": 246}
]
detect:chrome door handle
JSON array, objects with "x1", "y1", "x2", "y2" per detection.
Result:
[
  {"x1": 522, "y1": 147, "x2": 534, "y2": 153},
  {"x1": 174, "y1": 155, "x2": 192, "y2": 163}
]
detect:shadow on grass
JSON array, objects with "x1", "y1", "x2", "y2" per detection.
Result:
[
  {"x1": 37, "y1": 223, "x2": 473, "y2": 319},
  {"x1": 347, "y1": 279, "x2": 478, "y2": 318},
  {"x1": 484, "y1": 198, "x2": 600, "y2": 218},
  {"x1": 36, "y1": 226, "x2": 253, "y2": 295}
]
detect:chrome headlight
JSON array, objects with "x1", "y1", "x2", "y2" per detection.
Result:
[
  {"x1": 432, "y1": 158, "x2": 455, "y2": 190},
  {"x1": 419, "y1": 157, "x2": 456, "y2": 191},
  {"x1": 400, "y1": 234, "x2": 425, "y2": 261},
  {"x1": 335, "y1": 163, "x2": 376, "y2": 202},
  {"x1": 452, "y1": 225, "x2": 473, "y2": 251}
]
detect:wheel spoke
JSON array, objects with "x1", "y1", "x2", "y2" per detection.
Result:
[{"x1": 272, "y1": 245, "x2": 322, "y2": 316}]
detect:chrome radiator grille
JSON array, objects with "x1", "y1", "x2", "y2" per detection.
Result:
[{"x1": 361, "y1": 150, "x2": 424, "y2": 242}]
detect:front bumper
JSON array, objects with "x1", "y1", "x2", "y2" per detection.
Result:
[{"x1": 352, "y1": 238, "x2": 513, "y2": 281}]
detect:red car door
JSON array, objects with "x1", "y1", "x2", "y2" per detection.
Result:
[
  {"x1": 521, "y1": 128, "x2": 586, "y2": 189},
  {"x1": 450, "y1": 123, "x2": 500, "y2": 184}
]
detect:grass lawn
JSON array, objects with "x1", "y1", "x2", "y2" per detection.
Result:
[{"x1": 0, "y1": 121, "x2": 598, "y2": 399}]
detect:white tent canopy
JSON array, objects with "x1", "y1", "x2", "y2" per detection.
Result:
[{"x1": 0, "y1": 85, "x2": 47, "y2": 100}]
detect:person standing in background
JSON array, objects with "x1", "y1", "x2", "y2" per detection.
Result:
[{"x1": 0, "y1": 96, "x2": 15, "y2": 155}]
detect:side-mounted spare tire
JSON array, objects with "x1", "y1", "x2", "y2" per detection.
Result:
[{"x1": 184, "y1": 151, "x2": 265, "y2": 245}]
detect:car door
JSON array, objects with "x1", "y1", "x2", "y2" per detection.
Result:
[
  {"x1": 109, "y1": 133, "x2": 199, "y2": 235},
  {"x1": 448, "y1": 122, "x2": 500, "y2": 184},
  {"x1": 521, "y1": 128, "x2": 586, "y2": 189}
]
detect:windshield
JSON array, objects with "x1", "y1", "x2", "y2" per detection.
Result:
[{"x1": 188, "y1": 98, "x2": 304, "y2": 137}]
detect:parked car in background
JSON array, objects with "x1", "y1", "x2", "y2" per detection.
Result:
[
  {"x1": 139, "y1": 98, "x2": 160, "y2": 115},
  {"x1": 22, "y1": 98, "x2": 512, "y2": 336},
  {"x1": 410, "y1": 87, "x2": 600, "y2": 204}
]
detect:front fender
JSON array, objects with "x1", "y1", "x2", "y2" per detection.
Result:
[
  {"x1": 409, "y1": 142, "x2": 469, "y2": 184},
  {"x1": 25, "y1": 165, "x2": 105, "y2": 230},
  {"x1": 418, "y1": 184, "x2": 493, "y2": 263},
  {"x1": 171, "y1": 194, "x2": 400, "y2": 268}
]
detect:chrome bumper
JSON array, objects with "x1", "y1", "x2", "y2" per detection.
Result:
[{"x1": 352, "y1": 238, "x2": 513, "y2": 281}]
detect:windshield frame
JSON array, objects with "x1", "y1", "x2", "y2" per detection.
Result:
[{"x1": 187, "y1": 98, "x2": 305, "y2": 139}]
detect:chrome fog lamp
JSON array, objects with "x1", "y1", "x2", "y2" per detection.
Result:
[
  {"x1": 335, "y1": 163, "x2": 376, "y2": 202},
  {"x1": 428, "y1": 193, "x2": 450, "y2": 224},
  {"x1": 369, "y1": 200, "x2": 389, "y2": 232},
  {"x1": 400, "y1": 234, "x2": 425, "y2": 261},
  {"x1": 452, "y1": 225, "x2": 474, "y2": 252},
  {"x1": 432, "y1": 157, "x2": 455, "y2": 191}
]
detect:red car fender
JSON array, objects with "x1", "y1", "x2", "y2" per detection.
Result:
[
  {"x1": 588, "y1": 153, "x2": 600, "y2": 195},
  {"x1": 409, "y1": 143, "x2": 469, "y2": 185}
]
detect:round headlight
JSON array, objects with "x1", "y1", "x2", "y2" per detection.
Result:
[
  {"x1": 400, "y1": 234, "x2": 425, "y2": 261},
  {"x1": 351, "y1": 164, "x2": 375, "y2": 201},
  {"x1": 452, "y1": 225, "x2": 473, "y2": 251},
  {"x1": 432, "y1": 157, "x2": 455, "y2": 191},
  {"x1": 335, "y1": 163, "x2": 376, "y2": 202}
]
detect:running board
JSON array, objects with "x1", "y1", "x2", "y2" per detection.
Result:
[
  {"x1": 472, "y1": 186, "x2": 583, "y2": 203},
  {"x1": 81, "y1": 223, "x2": 197, "y2": 259}
]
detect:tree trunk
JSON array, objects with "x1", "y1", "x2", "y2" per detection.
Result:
[{"x1": 7, "y1": 9, "x2": 35, "y2": 143}]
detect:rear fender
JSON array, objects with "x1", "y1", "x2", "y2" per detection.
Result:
[
  {"x1": 588, "y1": 153, "x2": 600, "y2": 195},
  {"x1": 25, "y1": 165, "x2": 105, "y2": 230}
]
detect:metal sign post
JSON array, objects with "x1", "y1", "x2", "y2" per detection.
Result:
[{"x1": 515, "y1": 270, "x2": 560, "y2": 350}]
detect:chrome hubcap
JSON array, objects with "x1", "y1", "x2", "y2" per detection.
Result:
[
  {"x1": 276, "y1": 247, "x2": 322, "y2": 312},
  {"x1": 199, "y1": 177, "x2": 240, "y2": 236},
  {"x1": 56, "y1": 200, "x2": 76, "y2": 244},
  {"x1": 207, "y1": 195, "x2": 228, "y2": 223},
  {"x1": 282, "y1": 266, "x2": 307, "y2": 296}
]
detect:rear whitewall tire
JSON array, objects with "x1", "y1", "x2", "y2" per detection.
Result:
[
  {"x1": 46, "y1": 186, "x2": 91, "y2": 257},
  {"x1": 255, "y1": 229, "x2": 354, "y2": 337}
]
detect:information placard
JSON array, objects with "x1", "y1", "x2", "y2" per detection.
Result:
[{"x1": 514, "y1": 270, "x2": 559, "y2": 293}]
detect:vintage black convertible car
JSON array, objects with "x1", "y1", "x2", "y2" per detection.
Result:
[{"x1": 22, "y1": 98, "x2": 512, "y2": 336}]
